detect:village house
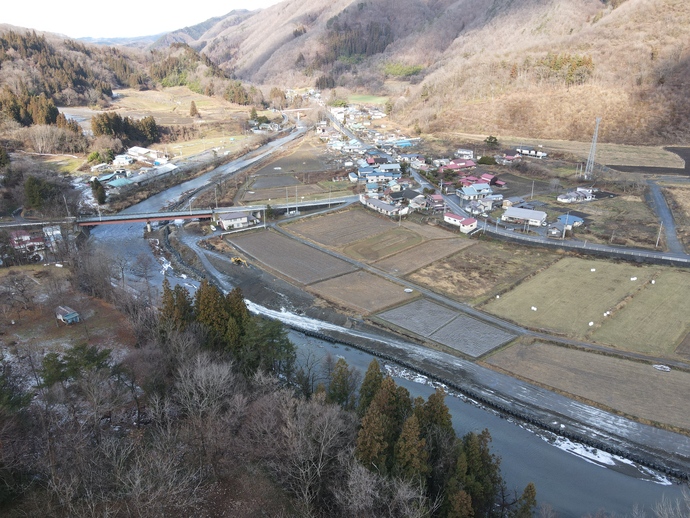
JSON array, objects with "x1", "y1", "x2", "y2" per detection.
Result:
[
  {"x1": 458, "y1": 183, "x2": 493, "y2": 201},
  {"x1": 557, "y1": 187, "x2": 596, "y2": 204},
  {"x1": 501, "y1": 206, "x2": 547, "y2": 226},
  {"x1": 454, "y1": 148, "x2": 474, "y2": 160},
  {"x1": 9, "y1": 230, "x2": 45, "y2": 253},
  {"x1": 502, "y1": 196, "x2": 525, "y2": 208},
  {"x1": 427, "y1": 194, "x2": 445, "y2": 211},
  {"x1": 217, "y1": 211, "x2": 259, "y2": 231},
  {"x1": 360, "y1": 194, "x2": 407, "y2": 217},
  {"x1": 443, "y1": 213, "x2": 478, "y2": 234}
]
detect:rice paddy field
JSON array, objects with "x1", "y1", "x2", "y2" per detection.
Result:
[
  {"x1": 309, "y1": 271, "x2": 414, "y2": 315},
  {"x1": 286, "y1": 208, "x2": 396, "y2": 247}
]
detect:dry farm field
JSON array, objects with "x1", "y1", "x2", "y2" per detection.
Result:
[
  {"x1": 227, "y1": 230, "x2": 355, "y2": 285},
  {"x1": 483, "y1": 258, "x2": 659, "y2": 341},
  {"x1": 343, "y1": 227, "x2": 423, "y2": 262},
  {"x1": 590, "y1": 269, "x2": 690, "y2": 358},
  {"x1": 309, "y1": 271, "x2": 413, "y2": 315},
  {"x1": 373, "y1": 238, "x2": 474, "y2": 275},
  {"x1": 486, "y1": 342, "x2": 690, "y2": 431},
  {"x1": 408, "y1": 241, "x2": 560, "y2": 304},
  {"x1": 286, "y1": 208, "x2": 396, "y2": 247},
  {"x1": 377, "y1": 299, "x2": 516, "y2": 358}
]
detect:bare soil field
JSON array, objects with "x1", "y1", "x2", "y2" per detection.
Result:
[
  {"x1": 486, "y1": 342, "x2": 690, "y2": 431},
  {"x1": 286, "y1": 207, "x2": 396, "y2": 247},
  {"x1": 241, "y1": 183, "x2": 325, "y2": 203},
  {"x1": 377, "y1": 299, "x2": 516, "y2": 358},
  {"x1": 227, "y1": 230, "x2": 356, "y2": 285},
  {"x1": 483, "y1": 257, "x2": 658, "y2": 339},
  {"x1": 343, "y1": 227, "x2": 423, "y2": 262},
  {"x1": 250, "y1": 135, "x2": 340, "y2": 175},
  {"x1": 408, "y1": 241, "x2": 560, "y2": 304},
  {"x1": 309, "y1": 271, "x2": 413, "y2": 315},
  {"x1": 400, "y1": 221, "x2": 456, "y2": 240},
  {"x1": 590, "y1": 270, "x2": 690, "y2": 358},
  {"x1": 373, "y1": 238, "x2": 474, "y2": 275}
]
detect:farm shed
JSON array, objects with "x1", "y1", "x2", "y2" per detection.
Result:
[
  {"x1": 56, "y1": 306, "x2": 80, "y2": 325},
  {"x1": 501, "y1": 206, "x2": 547, "y2": 226}
]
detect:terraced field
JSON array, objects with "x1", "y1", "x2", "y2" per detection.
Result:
[
  {"x1": 343, "y1": 227, "x2": 423, "y2": 262},
  {"x1": 373, "y1": 238, "x2": 474, "y2": 275}
]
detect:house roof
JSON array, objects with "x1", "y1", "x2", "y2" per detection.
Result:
[
  {"x1": 219, "y1": 211, "x2": 251, "y2": 221},
  {"x1": 503, "y1": 206, "x2": 547, "y2": 220},
  {"x1": 557, "y1": 214, "x2": 585, "y2": 225}
]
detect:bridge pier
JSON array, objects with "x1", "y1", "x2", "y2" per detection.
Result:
[{"x1": 146, "y1": 221, "x2": 152, "y2": 233}]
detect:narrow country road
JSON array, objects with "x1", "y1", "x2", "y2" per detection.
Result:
[{"x1": 647, "y1": 180, "x2": 685, "y2": 254}]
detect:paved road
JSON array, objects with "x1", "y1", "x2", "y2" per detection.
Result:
[{"x1": 647, "y1": 180, "x2": 685, "y2": 254}]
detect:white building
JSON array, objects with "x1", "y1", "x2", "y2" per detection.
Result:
[
  {"x1": 501, "y1": 206, "x2": 547, "y2": 226},
  {"x1": 454, "y1": 148, "x2": 474, "y2": 160},
  {"x1": 217, "y1": 211, "x2": 259, "y2": 231},
  {"x1": 444, "y1": 213, "x2": 478, "y2": 234}
]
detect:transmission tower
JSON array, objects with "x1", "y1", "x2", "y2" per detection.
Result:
[{"x1": 584, "y1": 117, "x2": 601, "y2": 180}]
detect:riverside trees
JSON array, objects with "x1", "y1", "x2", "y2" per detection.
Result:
[{"x1": 0, "y1": 273, "x2": 536, "y2": 517}]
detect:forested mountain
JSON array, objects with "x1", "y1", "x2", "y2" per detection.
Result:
[{"x1": 173, "y1": 0, "x2": 690, "y2": 144}]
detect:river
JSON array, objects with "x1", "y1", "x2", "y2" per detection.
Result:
[{"x1": 90, "y1": 130, "x2": 687, "y2": 516}]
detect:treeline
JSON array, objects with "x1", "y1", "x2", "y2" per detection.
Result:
[
  {"x1": 149, "y1": 43, "x2": 227, "y2": 91},
  {"x1": 0, "y1": 262, "x2": 538, "y2": 517},
  {"x1": 318, "y1": 21, "x2": 394, "y2": 66},
  {"x1": 0, "y1": 88, "x2": 58, "y2": 126},
  {"x1": 91, "y1": 112, "x2": 159, "y2": 145},
  {"x1": 0, "y1": 31, "x2": 114, "y2": 103}
]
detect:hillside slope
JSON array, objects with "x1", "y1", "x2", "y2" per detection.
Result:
[{"x1": 185, "y1": 0, "x2": 690, "y2": 145}]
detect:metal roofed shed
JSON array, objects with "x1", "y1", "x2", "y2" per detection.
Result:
[
  {"x1": 501, "y1": 206, "x2": 547, "y2": 226},
  {"x1": 56, "y1": 306, "x2": 80, "y2": 325}
]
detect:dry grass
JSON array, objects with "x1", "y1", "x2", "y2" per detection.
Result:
[
  {"x1": 408, "y1": 241, "x2": 560, "y2": 304},
  {"x1": 342, "y1": 227, "x2": 423, "y2": 262},
  {"x1": 373, "y1": 238, "x2": 474, "y2": 275},
  {"x1": 483, "y1": 257, "x2": 658, "y2": 339},
  {"x1": 227, "y1": 230, "x2": 356, "y2": 285},
  {"x1": 486, "y1": 342, "x2": 690, "y2": 431},
  {"x1": 286, "y1": 207, "x2": 396, "y2": 247},
  {"x1": 309, "y1": 271, "x2": 412, "y2": 314},
  {"x1": 590, "y1": 269, "x2": 690, "y2": 357},
  {"x1": 575, "y1": 194, "x2": 660, "y2": 249}
]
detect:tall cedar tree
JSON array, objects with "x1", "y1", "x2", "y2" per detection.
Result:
[
  {"x1": 194, "y1": 280, "x2": 229, "y2": 347},
  {"x1": 325, "y1": 357, "x2": 358, "y2": 411},
  {"x1": 455, "y1": 429, "x2": 503, "y2": 517},
  {"x1": 237, "y1": 316, "x2": 295, "y2": 378},
  {"x1": 356, "y1": 377, "x2": 411, "y2": 475},
  {"x1": 161, "y1": 278, "x2": 194, "y2": 330},
  {"x1": 225, "y1": 287, "x2": 249, "y2": 330},
  {"x1": 357, "y1": 359, "x2": 383, "y2": 417},
  {"x1": 394, "y1": 414, "x2": 430, "y2": 481}
]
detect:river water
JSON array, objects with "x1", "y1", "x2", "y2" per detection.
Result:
[{"x1": 90, "y1": 131, "x2": 687, "y2": 516}]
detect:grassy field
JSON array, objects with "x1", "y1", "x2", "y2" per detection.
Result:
[
  {"x1": 590, "y1": 270, "x2": 690, "y2": 357},
  {"x1": 286, "y1": 207, "x2": 396, "y2": 247},
  {"x1": 309, "y1": 271, "x2": 412, "y2": 315},
  {"x1": 228, "y1": 230, "x2": 356, "y2": 285},
  {"x1": 408, "y1": 241, "x2": 561, "y2": 304},
  {"x1": 486, "y1": 342, "x2": 690, "y2": 431},
  {"x1": 483, "y1": 257, "x2": 658, "y2": 339},
  {"x1": 343, "y1": 227, "x2": 423, "y2": 262}
]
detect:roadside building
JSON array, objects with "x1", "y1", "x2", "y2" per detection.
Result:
[
  {"x1": 217, "y1": 211, "x2": 259, "y2": 231},
  {"x1": 443, "y1": 213, "x2": 478, "y2": 234},
  {"x1": 501, "y1": 206, "x2": 547, "y2": 226}
]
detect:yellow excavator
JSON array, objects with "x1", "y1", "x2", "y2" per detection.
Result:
[{"x1": 232, "y1": 257, "x2": 248, "y2": 267}]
